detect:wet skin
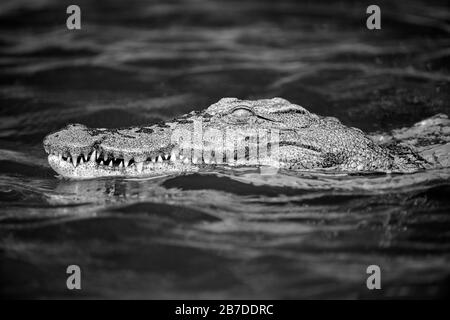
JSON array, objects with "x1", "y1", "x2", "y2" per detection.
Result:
[{"x1": 43, "y1": 97, "x2": 432, "y2": 179}]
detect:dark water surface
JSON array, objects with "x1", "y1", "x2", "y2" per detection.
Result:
[{"x1": 1, "y1": 0, "x2": 450, "y2": 299}]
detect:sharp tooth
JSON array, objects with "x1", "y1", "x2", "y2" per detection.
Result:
[
  {"x1": 164, "y1": 154, "x2": 169, "y2": 160},
  {"x1": 124, "y1": 158, "x2": 130, "y2": 167},
  {"x1": 100, "y1": 160, "x2": 104, "y2": 165},
  {"x1": 152, "y1": 157, "x2": 156, "y2": 163},
  {"x1": 119, "y1": 161, "x2": 123, "y2": 168},
  {"x1": 103, "y1": 154, "x2": 108, "y2": 161},
  {"x1": 158, "y1": 155, "x2": 163, "y2": 162},
  {"x1": 96, "y1": 151, "x2": 100, "y2": 160},
  {"x1": 80, "y1": 157, "x2": 84, "y2": 164},
  {"x1": 90, "y1": 151, "x2": 95, "y2": 162},
  {"x1": 109, "y1": 160, "x2": 113, "y2": 167},
  {"x1": 136, "y1": 161, "x2": 143, "y2": 172},
  {"x1": 58, "y1": 153, "x2": 62, "y2": 160},
  {"x1": 70, "y1": 154, "x2": 77, "y2": 167},
  {"x1": 170, "y1": 151, "x2": 176, "y2": 162}
]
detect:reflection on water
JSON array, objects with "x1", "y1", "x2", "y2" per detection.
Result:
[{"x1": 0, "y1": 0, "x2": 449, "y2": 298}]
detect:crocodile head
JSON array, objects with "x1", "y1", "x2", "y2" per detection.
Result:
[{"x1": 43, "y1": 97, "x2": 405, "y2": 179}]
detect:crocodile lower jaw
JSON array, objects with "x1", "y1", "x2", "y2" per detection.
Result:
[
  {"x1": 47, "y1": 152, "x2": 194, "y2": 179},
  {"x1": 46, "y1": 150, "x2": 284, "y2": 179}
]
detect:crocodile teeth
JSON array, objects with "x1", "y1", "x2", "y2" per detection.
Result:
[
  {"x1": 170, "y1": 152, "x2": 177, "y2": 162},
  {"x1": 151, "y1": 158, "x2": 156, "y2": 163},
  {"x1": 71, "y1": 154, "x2": 77, "y2": 167},
  {"x1": 136, "y1": 162, "x2": 143, "y2": 172},
  {"x1": 119, "y1": 161, "x2": 123, "y2": 168},
  {"x1": 124, "y1": 158, "x2": 130, "y2": 167},
  {"x1": 80, "y1": 157, "x2": 84, "y2": 164},
  {"x1": 157, "y1": 155, "x2": 163, "y2": 162},
  {"x1": 164, "y1": 154, "x2": 169, "y2": 160},
  {"x1": 100, "y1": 160, "x2": 104, "y2": 165},
  {"x1": 109, "y1": 161, "x2": 113, "y2": 167},
  {"x1": 96, "y1": 151, "x2": 100, "y2": 160},
  {"x1": 103, "y1": 154, "x2": 108, "y2": 161}
]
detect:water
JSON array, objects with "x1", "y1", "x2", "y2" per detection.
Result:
[{"x1": 1, "y1": 0, "x2": 449, "y2": 299}]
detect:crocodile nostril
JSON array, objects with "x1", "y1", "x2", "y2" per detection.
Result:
[{"x1": 66, "y1": 123, "x2": 88, "y2": 130}]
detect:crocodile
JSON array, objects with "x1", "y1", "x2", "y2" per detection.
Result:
[{"x1": 43, "y1": 97, "x2": 449, "y2": 179}]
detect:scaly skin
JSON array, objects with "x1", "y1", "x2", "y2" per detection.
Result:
[{"x1": 43, "y1": 97, "x2": 428, "y2": 179}]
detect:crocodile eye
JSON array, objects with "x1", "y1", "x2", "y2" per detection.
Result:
[{"x1": 231, "y1": 107, "x2": 254, "y2": 118}]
